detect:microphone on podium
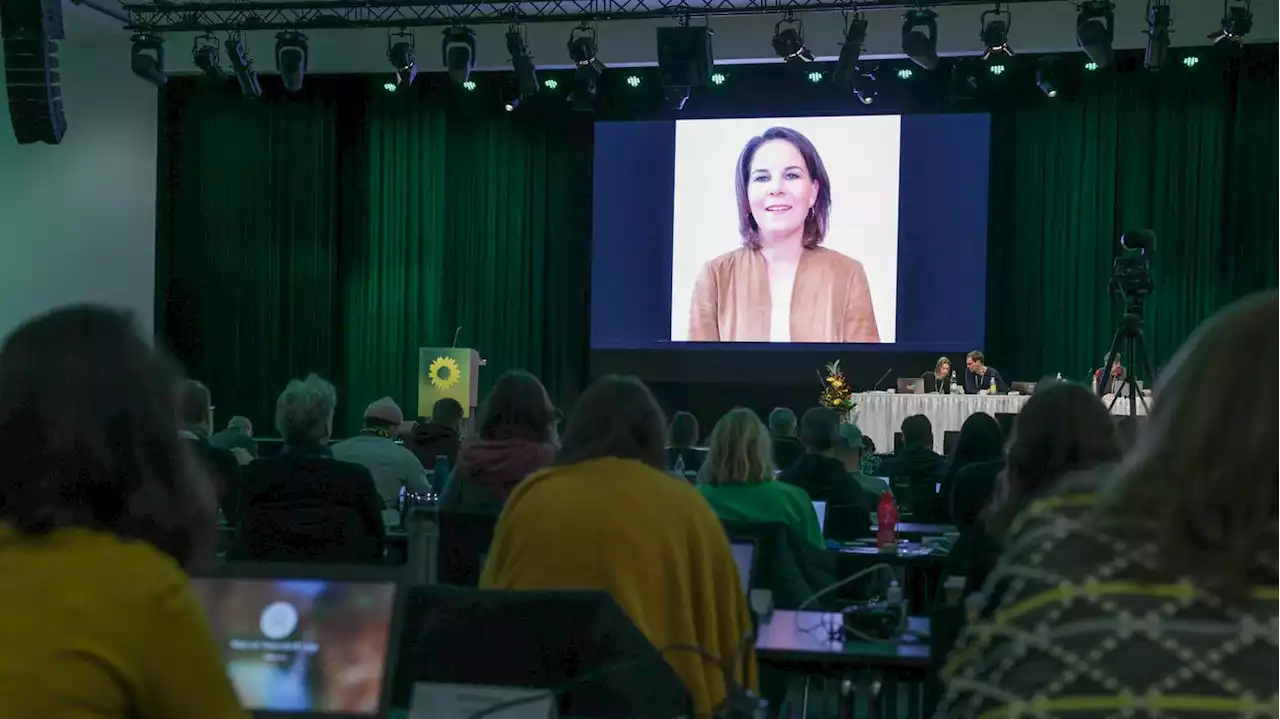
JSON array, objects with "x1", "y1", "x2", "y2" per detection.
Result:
[
  {"x1": 451, "y1": 326, "x2": 463, "y2": 348},
  {"x1": 871, "y1": 367, "x2": 894, "y2": 391}
]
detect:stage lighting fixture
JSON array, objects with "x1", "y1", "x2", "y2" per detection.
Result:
[
  {"x1": 544, "y1": 78, "x2": 559, "y2": 90},
  {"x1": 772, "y1": 15, "x2": 813, "y2": 64},
  {"x1": 1143, "y1": 1, "x2": 1171, "y2": 70},
  {"x1": 656, "y1": 25, "x2": 713, "y2": 111},
  {"x1": 988, "y1": 63, "x2": 1006, "y2": 75},
  {"x1": 130, "y1": 33, "x2": 167, "y2": 86},
  {"x1": 462, "y1": 80, "x2": 476, "y2": 90},
  {"x1": 1084, "y1": 61, "x2": 1099, "y2": 71},
  {"x1": 192, "y1": 34, "x2": 225, "y2": 80},
  {"x1": 1036, "y1": 56, "x2": 1062, "y2": 98},
  {"x1": 1183, "y1": 55, "x2": 1199, "y2": 67},
  {"x1": 832, "y1": 12, "x2": 868, "y2": 91},
  {"x1": 504, "y1": 98, "x2": 519, "y2": 111},
  {"x1": 626, "y1": 75, "x2": 640, "y2": 87},
  {"x1": 853, "y1": 70, "x2": 877, "y2": 105},
  {"x1": 902, "y1": 9, "x2": 939, "y2": 70},
  {"x1": 383, "y1": 81, "x2": 398, "y2": 92},
  {"x1": 710, "y1": 72, "x2": 725, "y2": 85},
  {"x1": 1208, "y1": 0, "x2": 1252, "y2": 46},
  {"x1": 980, "y1": 5, "x2": 1013, "y2": 59},
  {"x1": 568, "y1": 24, "x2": 604, "y2": 110},
  {"x1": 1076, "y1": 1, "x2": 1115, "y2": 69},
  {"x1": 949, "y1": 59, "x2": 980, "y2": 102},
  {"x1": 275, "y1": 31, "x2": 307, "y2": 92},
  {"x1": 387, "y1": 31, "x2": 417, "y2": 87},
  {"x1": 897, "y1": 68, "x2": 913, "y2": 79},
  {"x1": 506, "y1": 25, "x2": 538, "y2": 98},
  {"x1": 442, "y1": 25, "x2": 476, "y2": 85},
  {"x1": 224, "y1": 35, "x2": 262, "y2": 98}
]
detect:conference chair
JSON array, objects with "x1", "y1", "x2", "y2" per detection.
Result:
[
  {"x1": 720, "y1": 520, "x2": 834, "y2": 610},
  {"x1": 404, "y1": 506, "x2": 441, "y2": 585},
  {"x1": 394, "y1": 586, "x2": 691, "y2": 718},
  {"x1": 437, "y1": 512, "x2": 499, "y2": 586}
]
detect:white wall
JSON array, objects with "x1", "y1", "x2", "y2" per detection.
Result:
[{"x1": 0, "y1": 6, "x2": 158, "y2": 341}]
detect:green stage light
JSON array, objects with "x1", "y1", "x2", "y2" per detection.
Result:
[
  {"x1": 626, "y1": 75, "x2": 641, "y2": 87},
  {"x1": 710, "y1": 72, "x2": 726, "y2": 85},
  {"x1": 1183, "y1": 56, "x2": 1200, "y2": 67},
  {"x1": 897, "y1": 68, "x2": 913, "y2": 79},
  {"x1": 462, "y1": 80, "x2": 476, "y2": 90},
  {"x1": 988, "y1": 63, "x2": 1006, "y2": 75},
  {"x1": 807, "y1": 71, "x2": 823, "y2": 83},
  {"x1": 544, "y1": 78, "x2": 559, "y2": 89},
  {"x1": 383, "y1": 82, "x2": 398, "y2": 92},
  {"x1": 1084, "y1": 61, "x2": 1099, "y2": 71}
]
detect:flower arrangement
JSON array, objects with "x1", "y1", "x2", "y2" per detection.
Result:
[{"x1": 819, "y1": 360, "x2": 856, "y2": 416}]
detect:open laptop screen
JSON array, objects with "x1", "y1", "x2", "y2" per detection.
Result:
[
  {"x1": 191, "y1": 577, "x2": 397, "y2": 715},
  {"x1": 811, "y1": 501, "x2": 827, "y2": 534},
  {"x1": 729, "y1": 541, "x2": 756, "y2": 595}
]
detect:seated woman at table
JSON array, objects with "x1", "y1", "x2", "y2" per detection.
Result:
[
  {"x1": 920, "y1": 356, "x2": 956, "y2": 394},
  {"x1": 939, "y1": 292, "x2": 1279, "y2": 719},
  {"x1": 481, "y1": 376, "x2": 756, "y2": 716},
  {"x1": 938, "y1": 412, "x2": 1003, "y2": 526},
  {"x1": 698, "y1": 408, "x2": 824, "y2": 549},
  {"x1": 0, "y1": 306, "x2": 246, "y2": 719}
]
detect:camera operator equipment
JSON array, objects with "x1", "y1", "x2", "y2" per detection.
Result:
[{"x1": 1100, "y1": 229, "x2": 1158, "y2": 415}]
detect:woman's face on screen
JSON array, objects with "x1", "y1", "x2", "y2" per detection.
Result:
[{"x1": 747, "y1": 139, "x2": 818, "y2": 240}]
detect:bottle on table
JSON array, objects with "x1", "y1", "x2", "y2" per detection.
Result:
[
  {"x1": 988, "y1": 376, "x2": 997, "y2": 394},
  {"x1": 876, "y1": 491, "x2": 898, "y2": 551},
  {"x1": 673, "y1": 453, "x2": 685, "y2": 474}
]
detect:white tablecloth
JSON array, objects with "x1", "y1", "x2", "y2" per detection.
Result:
[{"x1": 853, "y1": 392, "x2": 1148, "y2": 454}]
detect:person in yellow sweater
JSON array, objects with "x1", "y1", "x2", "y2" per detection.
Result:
[
  {"x1": 0, "y1": 306, "x2": 246, "y2": 719},
  {"x1": 481, "y1": 375, "x2": 757, "y2": 716}
]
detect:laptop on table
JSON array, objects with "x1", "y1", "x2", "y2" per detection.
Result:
[
  {"x1": 190, "y1": 563, "x2": 405, "y2": 719},
  {"x1": 729, "y1": 540, "x2": 758, "y2": 596}
]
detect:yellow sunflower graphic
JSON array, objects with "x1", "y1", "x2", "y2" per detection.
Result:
[{"x1": 428, "y1": 356, "x2": 461, "y2": 391}]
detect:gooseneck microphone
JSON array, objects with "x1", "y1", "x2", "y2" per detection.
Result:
[{"x1": 872, "y1": 367, "x2": 894, "y2": 391}]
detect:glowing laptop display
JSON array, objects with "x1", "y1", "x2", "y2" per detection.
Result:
[
  {"x1": 812, "y1": 500, "x2": 827, "y2": 533},
  {"x1": 730, "y1": 541, "x2": 757, "y2": 595},
  {"x1": 191, "y1": 577, "x2": 397, "y2": 716}
]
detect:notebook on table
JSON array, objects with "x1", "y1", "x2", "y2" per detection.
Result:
[{"x1": 190, "y1": 563, "x2": 404, "y2": 719}]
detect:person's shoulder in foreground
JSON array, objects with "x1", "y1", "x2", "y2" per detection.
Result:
[{"x1": 0, "y1": 524, "x2": 247, "y2": 719}]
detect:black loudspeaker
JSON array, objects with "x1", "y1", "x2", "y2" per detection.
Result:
[
  {"x1": 1, "y1": 0, "x2": 66, "y2": 145},
  {"x1": 656, "y1": 26, "x2": 713, "y2": 88}
]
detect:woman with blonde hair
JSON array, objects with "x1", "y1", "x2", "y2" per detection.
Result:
[{"x1": 697, "y1": 408, "x2": 824, "y2": 549}]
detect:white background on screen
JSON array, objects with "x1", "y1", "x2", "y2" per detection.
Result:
[{"x1": 670, "y1": 115, "x2": 901, "y2": 343}]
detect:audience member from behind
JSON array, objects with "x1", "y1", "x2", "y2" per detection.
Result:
[
  {"x1": 666, "y1": 410, "x2": 705, "y2": 474},
  {"x1": 873, "y1": 414, "x2": 945, "y2": 518},
  {"x1": 780, "y1": 407, "x2": 876, "y2": 540},
  {"x1": 698, "y1": 408, "x2": 823, "y2": 548},
  {"x1": 439, "y1": 370, "x2": 557, "y2": 515},
  {"x1": 178, "y1": 380, "x2": 243, "y2": 522},
  {"x1": 835, "y1": 424, "x2": 890, "y2": 497},
  {"x1": 407, "y1": 397, "x2": 464, "y2": 469},
  {"x1": 482, "y1": 376, "x2": 756, "y2": 715},
  {"x1": 211, "y1": 414, "x2": 258, "y2": 459},
  {"x1": 940, "y1": 412, "x2": 1003, "y2": 528},
  {"x1": 234, "y1": 374, "x2": 385, "y2": 562},
  {"x1": 768, "y1": 407, "x2": 804, "y2": 471},
  {"x1": 332, "y1": 397, "x2": 432, "y2": 510},
  {"x1": 940, "y1": 293, "x2": 1278, "y2": 719},
  {"x1": 0, "y1": 306, "x2": 245, "y2": 718}
]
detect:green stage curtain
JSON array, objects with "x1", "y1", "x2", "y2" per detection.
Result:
[
  {"x1": 157, "y1": 80, "x2": 591, "y2": 435},
  {"x1": 986, "y1": 55, "x2": 1278, "y2": 382}
]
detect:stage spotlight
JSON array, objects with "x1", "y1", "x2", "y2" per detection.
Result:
[
  {"x1": 949, "y1": 58, "x2": 980, "y2": 102},
  {"x1": 897, "y1": 68, "x2": 913, "y2": 79},
  {"x1": 980, "y1": 5, "x2": 1013, "y2": 59},
  {"x1": 1208, "y1": 0, "x2": 1252, "y2": 46},
  {"x1": 544, "y1": 78, "x2": 559, "y2": 90},
  {"x1": 224, "y1": 35, "x2": 262, "y2": 98},
  {"x1": 506, "y1": 25, "x2": 538, "y2": 98},
  {"x1": 192, "y1": 34, "x2": 225, "y2": 80},
  {"x1": 1144, "y1": 1, "x2": 1171, "y2": 70},
  {"x1": 1076, "y1": 1, "x2": 1115, "y2": 69},
  {"x1": 710, "y1": 72, "x2": 726, "y2": 85},
  {"x1": 657, "y1": 25, "x2": 713, "y2": 112},
  {"x1": 388, "y1": 31, "x2": 417, "y2": 87},
  {"x1": 130, "y1": 33, "x2": 167, "y2": 86},
  {"x1": 504, "y1": 97, "x2": 520, "y2": 111},
  {"x1": 442, "y1": 25, "x2": 475, "y2": 85},
  {"x1": 275, "y1": 31, "x2": 307, "y2": 92},
  {"x1": 772, "y1": 15, "x2": 813, "y2": 64},
  {"x1": 568, "y1": 24, "x2": 604, "y2": 110},
  {"x1": 853, "y1": 69, "x2": 877, "y2": 105},
  {"x1": 832, "y1": 12, "x2": 868, "y2": 91},
  {"x1": 1183, "y1": 55, "x2": 1199, "y2": 67},
  {"x1": 1036, "y1": 56, "x2": 1062, "y2": 98},
  {"x1": 902, "y1": 9, "x2": 939, "y2": 70}
]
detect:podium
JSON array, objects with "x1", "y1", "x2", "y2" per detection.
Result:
[{"x1": 418, "y1": 347, "x2": 483, "y2": 419}]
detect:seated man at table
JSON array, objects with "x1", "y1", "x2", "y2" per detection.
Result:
[
  {"x1": 779, "y1": 407, "x2": 876, "y2": 540},
  {"x1": 876, "y1": 414, "x2": 946, "y2": 517},
  {"x1": 768, "y1": 407, "x2": 804, "y2": 471},
  {"x1": 836, "y1": 423, "x2": 890, "y2": 498},
  {"x1": 963, "y1": 350, "x2": 1009, "y2": 394}
]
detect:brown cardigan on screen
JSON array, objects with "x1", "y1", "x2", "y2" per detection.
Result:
[{"x1": 688, "y1": 246, "x2": 880, "y2": 343}]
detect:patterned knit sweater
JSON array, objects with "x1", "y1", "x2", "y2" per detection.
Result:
[{"x1": 937, "y1": 492, "x2": 1279, "y2": 719}]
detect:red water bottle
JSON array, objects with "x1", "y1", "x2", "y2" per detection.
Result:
[{"x1": 876, "y1": 491, "x2": 899, "y2": 551}]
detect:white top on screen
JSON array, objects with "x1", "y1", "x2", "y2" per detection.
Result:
[
  {"x1": 812, "y1": 500, "x2": 827, "y2": 533},
  {"x1": 730, "y1": 541, "x2": 757, "y2": 594}
]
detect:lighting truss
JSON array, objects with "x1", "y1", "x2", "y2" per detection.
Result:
[{"x1": 122, "y1": 0, "x2": 1046, "y2": 32}]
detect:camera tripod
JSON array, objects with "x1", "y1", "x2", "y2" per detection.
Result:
[{"x1": 1099, "y1": 309, "x2": 1157, "y2": 416}]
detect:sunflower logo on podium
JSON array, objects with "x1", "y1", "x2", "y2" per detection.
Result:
[{"x1": 428, "y1": 356, "x2": 461, "y2": 391}]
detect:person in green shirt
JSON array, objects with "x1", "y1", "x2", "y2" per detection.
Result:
[{"x1": 697, "y1": 408, "x2": 824, "y2": 549}]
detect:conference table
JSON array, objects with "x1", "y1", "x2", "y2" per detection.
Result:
[{"x1": 854, "y1": 391, "x2": 1149, "y2": 454}]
